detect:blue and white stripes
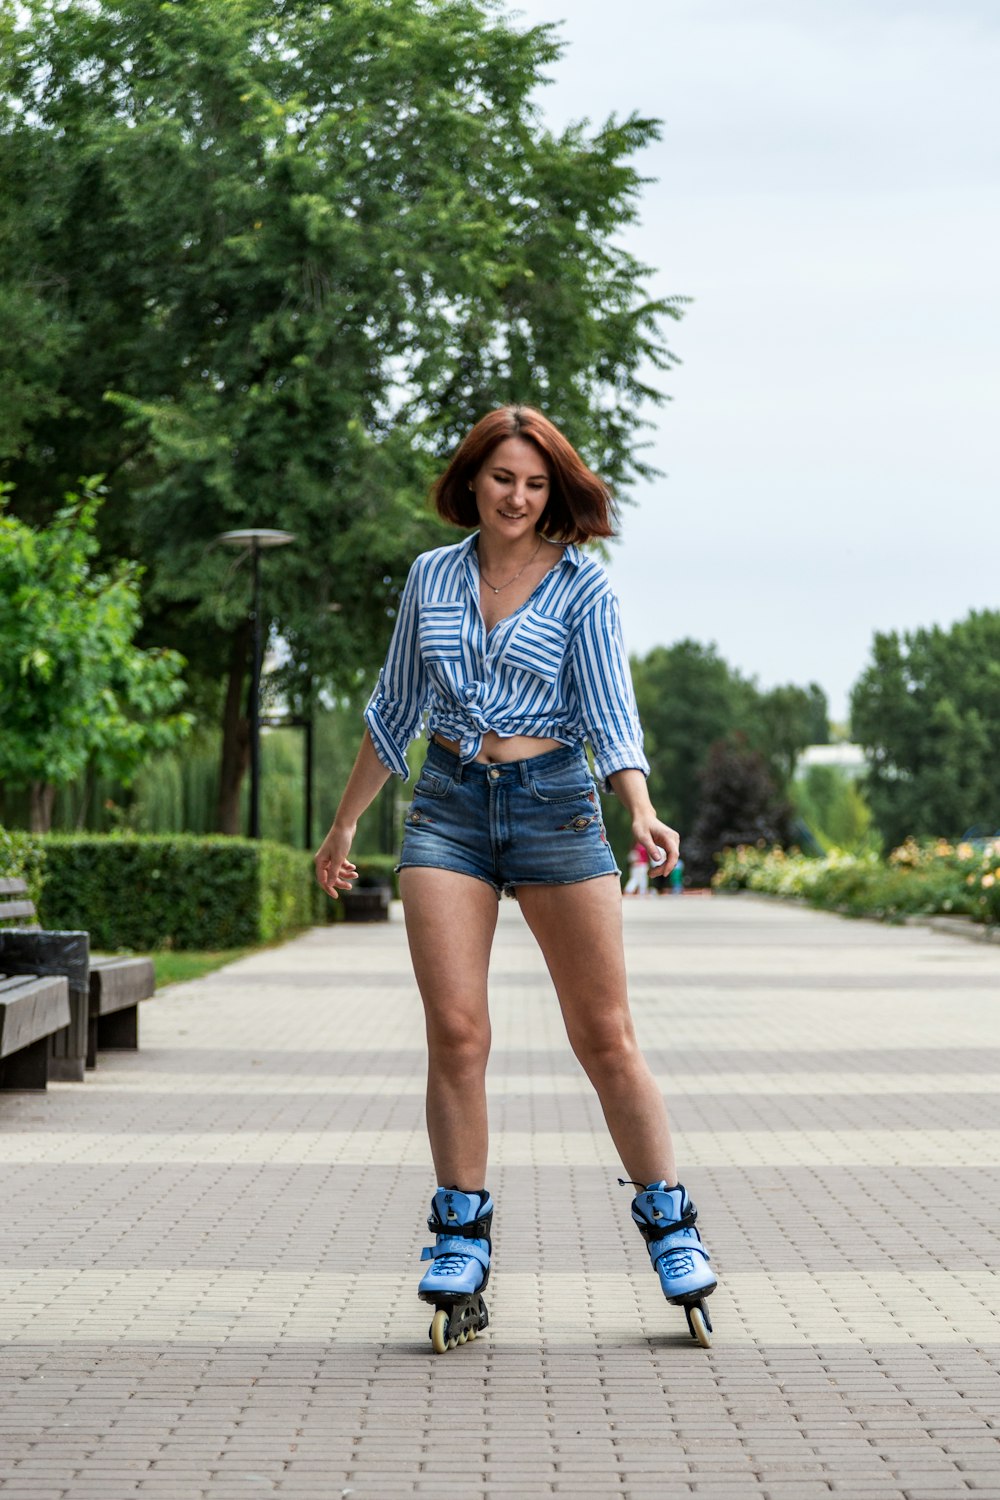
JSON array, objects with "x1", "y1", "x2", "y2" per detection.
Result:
[{"x1": 364, "y1": 533, "x2": 649, "y2": 787}]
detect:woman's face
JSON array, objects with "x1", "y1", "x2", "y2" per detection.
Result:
[{"x1": 470, "y1": 436, "x2": 551, "y2": 542}]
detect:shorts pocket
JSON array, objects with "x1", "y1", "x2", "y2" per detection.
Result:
[
  {"x1": 413, "y1": 766, "x2": 454, "y2": 799},
  {"x1": 526, "y1": 759, "x2": 596, "y2": 805}
]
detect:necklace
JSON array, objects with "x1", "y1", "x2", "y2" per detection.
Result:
[{"x1": 478, "y1": 537, "x2": 542, "y2": 594}]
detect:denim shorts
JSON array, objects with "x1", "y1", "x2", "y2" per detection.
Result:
[{"x1": 397, "y1": 740, "x2": 620, "y2": 897}]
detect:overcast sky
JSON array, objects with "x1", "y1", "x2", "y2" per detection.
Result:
[{"x1": 507, "y1": 0, "x2": 999, "y2": 723}]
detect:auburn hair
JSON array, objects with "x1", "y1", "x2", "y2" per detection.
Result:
[{"x1": 432, "y1": 405, "x2": 617, "y2": 543}]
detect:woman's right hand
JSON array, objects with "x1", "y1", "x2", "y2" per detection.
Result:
[{"x1": 313, "y1": 824, "x2": 359, "y2": 900}]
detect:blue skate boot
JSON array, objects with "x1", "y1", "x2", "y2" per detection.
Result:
[
  {"x1": 418, "y1": 1187, "x2": 493, "y2": 1354},
  {"x1": 624, "y1": 1180, "x2": 717, "y2": 1346}
]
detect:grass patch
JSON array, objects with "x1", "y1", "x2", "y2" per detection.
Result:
[{"x1": 152, "y1": 949, "x2": 253, "y2": 989}]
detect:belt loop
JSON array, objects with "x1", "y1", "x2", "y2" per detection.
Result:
[{"x1": 453, "y1": 756, "x2": 464, "y2": 784}]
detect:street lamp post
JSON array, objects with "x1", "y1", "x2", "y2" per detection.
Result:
[{"x1": 218, "y1": 528, "x2": 295, "y2": 838}]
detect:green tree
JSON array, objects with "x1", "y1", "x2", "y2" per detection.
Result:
[
  {"x1": 753, "y1": 681, "x2": 829, "y2": 786},
  {"x1": 850, "y1": 611, "x2": 1000, "y2": 848},
  {"x1": 1, "y1": 0, "x2": 680, "y2": 830},
  {"x1": 684, "y1": 734, "x2": 794, "y2": 887},
  {"x1": 0, "y1": 481, "x2": 191, "y2": 830},
  {"x1": 630, "y1": 641, "x2": 757, "y2": 837},
  {"x1": 626, "y1": 641, "x2": 826, "y2": 847}
]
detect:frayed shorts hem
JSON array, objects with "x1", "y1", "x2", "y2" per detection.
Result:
[
  {"x1": 395, "y1": 860, "x2": 622, "y2": 901},
  {"x1": 395, "y1": 860, "x2": 502, "y2": 896}
]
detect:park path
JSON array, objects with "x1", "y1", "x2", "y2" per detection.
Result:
[{"x1": 1, "y1": 894, "x2": 999, "y2": 1499}]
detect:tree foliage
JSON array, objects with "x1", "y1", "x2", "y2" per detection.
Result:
[
  {"x1": 1, "y1": 0, "x2": 681, "y2": 826},
  {"x1": 0, "y1": 481, "x2": 190, "y2": 829},
  {"x1": 683, "y1": 734, "x2": 794, "y2": 887},
  {"x1": 850, "y1": 610, "x2": 1000, "y2": 848},
  {"x1": 630, "y1": 641, "x2": 755, "y2": 837},
  {"x1": 755, "y1": 682, "x2": 829, "y2": 785},
  {"x1": 629, "y1": 639, "x2": 827, "y2": 836}
]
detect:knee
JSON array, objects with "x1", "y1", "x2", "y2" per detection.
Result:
[
  {"x1": 569, "y1": 1017, "x2": 638, "y2": 1080},
  {"x1": 425, "y1": 1009, "x2": 491, "y2": 1073}
]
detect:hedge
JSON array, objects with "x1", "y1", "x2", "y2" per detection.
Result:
[
  {"x1": 0, "y1": 827, "x2": 46, "y2": 917},
  {"x1": 36, "y1": 834, "x2": 317, "y2": 950}
]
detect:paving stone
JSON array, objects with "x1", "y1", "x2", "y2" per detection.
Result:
[{"x1": 1, "y1": 899, "x2": 999, "y2": 1498}]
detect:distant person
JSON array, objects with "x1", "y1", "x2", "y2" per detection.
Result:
[
  {"x1": 624, "y1": 839, "x2": 650, "y2": 896},
  {"x1": 669, "y1": 855, "x2": 685, "y2": 894},
  {"x1": 314, "y1": 405, "x2": 718, "y2": 1352}
]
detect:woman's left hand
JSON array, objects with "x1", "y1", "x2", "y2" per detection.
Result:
[{"x1": 634, "y1": 818, "x2": 680, "y2": 878}]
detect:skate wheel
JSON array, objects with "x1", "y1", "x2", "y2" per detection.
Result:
[
  {"x1": 466, "y1": 1324, "x2": 477, "y2": 1342},
  {"x1": 430, "y1": 1308, "x2": 450, "y2": 1355},
  {"x1": 686, "y1": 1303, "x2": 712, "y2": 1348}
]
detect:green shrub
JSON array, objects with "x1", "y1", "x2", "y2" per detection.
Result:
[
  {"x1": 0, "y1": 826, "x2": 46, "y2": 919},
  {"x1": 38, "y1": 834, "x2": 315, "y2": 950}
]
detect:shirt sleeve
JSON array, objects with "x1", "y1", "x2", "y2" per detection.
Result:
[
  {"x1": 568, "y1": 590, "x2": 650, "y2": 791},
  {"x1": 363, "y1": 560, "x2": 428, "y2": 780}
]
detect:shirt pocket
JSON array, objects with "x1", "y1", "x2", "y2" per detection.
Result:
[
  {"x1": 418, "y1": 601, "x2": 465, "y2": 663},
  {"x1": 500, "y1": 609, "x2": 569, "y2": 685}
]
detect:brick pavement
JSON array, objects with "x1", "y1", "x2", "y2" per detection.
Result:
[{"x1": 1, "y1": 895, "x2": 998, "y2": 1499}]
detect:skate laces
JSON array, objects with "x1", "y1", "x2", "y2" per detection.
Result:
[
  {"x1": 661, "y1": 1248, "x2": 697, "y2": 1278},
  {"x1": 430, "y1": 1250, "x2": 476, "y2": 1277}
]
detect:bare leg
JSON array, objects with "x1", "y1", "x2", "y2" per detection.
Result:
[
  {"x1": 399, "y1": 868, "x2": 499, "y2": 1189},
  {"x1": 516, "y1": 875, "x2": 677, "y2": 1186}
]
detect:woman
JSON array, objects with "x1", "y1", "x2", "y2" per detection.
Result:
[{"x1": 314, "y1": 405, "x2": 716, "y2": 1351}]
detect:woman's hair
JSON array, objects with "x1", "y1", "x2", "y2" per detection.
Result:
[{"x1": 432, "y1": 405, "x2": 617, "y2": 543}]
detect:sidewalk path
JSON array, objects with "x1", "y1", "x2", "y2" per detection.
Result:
[{"x1": 1, "y1": 896, "x2": 999, "y2": 1499}]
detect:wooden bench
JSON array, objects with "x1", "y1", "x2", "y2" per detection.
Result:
[
  {"x1": 341, "y1": 885, "x2": 392, "y2": 922},
  {"x1": 87, "y1": 955, "x2": 156, "y2": 1067},
  {"x1": 0, "y1": 877, "x2": 155, "y2": 1078},
  {"x1": 0, "y1": 973, "x2": 72, "y2": 1090}
]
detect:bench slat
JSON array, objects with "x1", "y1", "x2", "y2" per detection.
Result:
[
  {"x1": 0, "y1": 900, "x2": 38, "y2": 921},
  {"x1": 0, "y1": 974, "x2": 72, "y2": 1058},
  {"x1": 90, "y1": 957, "x2": 156, "y2": 1015}
]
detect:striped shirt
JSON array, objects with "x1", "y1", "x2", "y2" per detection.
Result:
[{"x1": 364, "y1": 533, "x2": 649, "y2": 787}]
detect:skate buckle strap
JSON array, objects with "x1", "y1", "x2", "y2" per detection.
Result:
[
  {"x1": 651, "y1": 1237, "x2": 711, "y2": 1269},
  {"x1": 641, "y1": 1206, "x2": 698, "y2": 1243},
  {"x1": 421, "y1": 1236, "x2": 491, "y2": 1269},
  {"x1": 426, "y1": 1213, "x2": 492, "y2": 1241},
  {"x1": 626, "y1": 1183, "x2": 700, "y2": 1245}
]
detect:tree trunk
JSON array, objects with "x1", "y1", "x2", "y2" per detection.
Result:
[
  {"x1": 75, "y1": 768, "x2": 93, "y2": 830},
  {"x1": 29, "y1": 781, "x2": 56, "y2": 833},
  {"x1": 216, "y1": 620, "x2": 251, "y2": 835}
]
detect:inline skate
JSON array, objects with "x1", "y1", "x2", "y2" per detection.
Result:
[
  {"x1": 418, "y1": 1187, "x2": 493, "y2": 1354},
  {"x1": 623, "y1": 1179, "x2": 717, "y2": 1346}
]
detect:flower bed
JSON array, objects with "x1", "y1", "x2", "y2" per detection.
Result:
[{"x1": 713, "y1": 838, "x2": 1000, "y2": 926}]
